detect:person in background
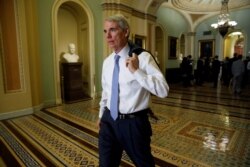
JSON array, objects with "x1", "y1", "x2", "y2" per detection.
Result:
[
  {"x1": 98, "y1": 14, "x2": 169, "y2": 167},
  {"x1": 242, "y1": 56, "x2": 250, "y2": 88},
  {"x1": 196, "y1": 56, "x2": 205, "y2": 86},
  {"x1": 180, "y1": 56, "x2": 192, "y2": 87},
  {"x1": 204, "y1": 56, "x2": 211, "y2": 82},
  {"x1": 221, "y1": 57, "x2": 230, "y2": 86},
  {"x1": 211, "y1": 55, "x2": 221, "y2": 88},
  {"x1": 247, "y1": 59, "x2": 250, "y2": 88},
  {"x1": 228, "y1": 53, "x2": 238, "y2": 79},
  {"x1": 187, "y1": 55, "x2": 194, "y2": 85},
  {"x1": 231, "y1": 54, "x2": 245, "y2": 95}
]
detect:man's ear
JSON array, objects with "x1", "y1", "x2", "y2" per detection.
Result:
[{"x1": 125, "y1": 29, "x2": 129, "y2": 37}]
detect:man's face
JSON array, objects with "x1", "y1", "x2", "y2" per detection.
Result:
[
  {"x1": 104, "y1": 21, "x2": 128, "y2": 53},
  {"x1": 69, "y1": 45, "x2": 75, "y2": 54}
]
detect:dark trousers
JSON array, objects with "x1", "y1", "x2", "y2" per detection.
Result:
[
  {"x1": 98, "y1": 108, "x2": 155, "y2": 167},
  {"x1": 212, "y1": 73, "x2": 219, "y2": 87}
]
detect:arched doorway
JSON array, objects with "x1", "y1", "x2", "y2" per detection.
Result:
[
  {"x1": 52, "y1": 0, "x2": 95, "y2": 104},
  {"x1": 224, "y1": 31, "x2": 244, "y2": 58},
  {"x1": 234, "y1": 38, "x2": 244, "y2": 55}
]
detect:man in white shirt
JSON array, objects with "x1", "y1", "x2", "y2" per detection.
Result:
[
  {"x1": 231, "y1": 54, "x2": 245, "y2": 94},
  {"x1": 98, "y1": 14, "x2": 169, "y2": 167}
]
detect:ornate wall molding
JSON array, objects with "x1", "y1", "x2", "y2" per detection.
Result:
[
  {"x1": 0, "y1": 0, "x2": 25, "y2": 93},
  {"x1": 186, "y1": 32, "x2": 196, "y2": 36},
  {"x1": 101, "y1": 3, "x2": 156, "y2": 22}
]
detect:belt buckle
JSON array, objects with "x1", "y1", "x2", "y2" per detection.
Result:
[{"x1": 119, "y1": 114, "x2": 125, "y2": 119}]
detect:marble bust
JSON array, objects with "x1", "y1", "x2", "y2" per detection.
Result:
[{"x1": 63, "y1": 43, "x2": 79, "y2": 63}]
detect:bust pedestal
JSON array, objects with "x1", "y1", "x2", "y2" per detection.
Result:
[{"x1": 61, "y1": 62, "x2": 84, "y2": 103}]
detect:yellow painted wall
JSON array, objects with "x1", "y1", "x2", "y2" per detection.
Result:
[{"x1": 0, "y1": 0, "x2": 41, "y2": 118}]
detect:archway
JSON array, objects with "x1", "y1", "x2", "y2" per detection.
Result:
[
  {"x1": 224, "y1": 31, "x2": 244, "y2": 58},
  {"x1": 234, "y1": 38, "x2": 244, "y2": 55},
  {"x1": 52, "y1": 0, "x2": 95, "y2": 104}
]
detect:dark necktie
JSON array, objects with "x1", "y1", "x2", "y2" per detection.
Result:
[{"x1": 110, "y1": 55, "x2": 120, "y2": 120}]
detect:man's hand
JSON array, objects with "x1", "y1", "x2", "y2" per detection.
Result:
[
  {"x1": 96, "y1": 118, "x2": 101, "y2": 129},
  {"x1": 126, "y1": 53, "x2": 139, "y2": 73}
]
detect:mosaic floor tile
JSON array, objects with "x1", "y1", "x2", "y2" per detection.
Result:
[{"x1": 1, "y1": 83, "x2": 250, "y2": 167}]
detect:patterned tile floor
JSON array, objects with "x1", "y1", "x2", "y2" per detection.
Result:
[{"x1": 0, "y1": 83, "x2": 250, "y2": 167}]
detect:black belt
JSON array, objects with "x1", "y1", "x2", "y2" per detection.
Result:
[{"x1": 105, "y1": 107, "x2": 149, "y2": 120}]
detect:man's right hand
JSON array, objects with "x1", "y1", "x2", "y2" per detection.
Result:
[
  {"x1": 96, "y1": 118, "x2": 101, "y2": 129},
  {"x1": 126, "y1": 53, "x2": 139, "y2": 73}
]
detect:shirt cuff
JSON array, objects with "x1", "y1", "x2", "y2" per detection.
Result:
[{"x1": 99, "y1": 108, "x2": 105, "y2": 118}]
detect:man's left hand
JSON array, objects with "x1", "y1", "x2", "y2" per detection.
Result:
[{"x1": 126, "y1": 53, "x2": 139, "y2": 73}]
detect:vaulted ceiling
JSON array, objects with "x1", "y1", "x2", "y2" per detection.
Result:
[
  {"x1": 103, "y1": 0, "x2": 250, "y2": 14},
  {"x1": 165, "y1": 0, "x2": 250, "y2": 14},
  {"x1": 103, "y1": 0, "x2": 250, "y2": 26},
  {"x1": 159, "y1": 0, "x2": 250, "y2": 28}
]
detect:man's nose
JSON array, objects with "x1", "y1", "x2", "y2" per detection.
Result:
[{"x1": 106, "y1": 32, "x2": 111, "y2": 38}]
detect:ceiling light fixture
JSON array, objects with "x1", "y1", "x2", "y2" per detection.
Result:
[
  {"x1": 228, "y1": 31, "x2": 242, "y2": 36},
  {"x1": 211, "y1": 0, "x2": 237, "y2": 37}
]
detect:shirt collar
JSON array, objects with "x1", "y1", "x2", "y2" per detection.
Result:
[{"x1": 113, "y1": 43, "x2": 130, "y2": 59}]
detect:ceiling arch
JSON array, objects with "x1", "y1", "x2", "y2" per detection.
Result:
[
  {"x1": 159, "y1": 0, "x2": 250, "y2": 31},
  {"x1": 168, "y1": 0, "x2": 250, "y2": 14}
]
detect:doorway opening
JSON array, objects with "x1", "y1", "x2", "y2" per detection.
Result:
[
  {"x1": 224, "y1": 31, "x2": 244, "y2": 59},
  {"x1": 52, "y1": 0, "x2": 95, "y2": 104}
]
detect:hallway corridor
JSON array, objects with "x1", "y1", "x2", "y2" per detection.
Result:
[{"x1": 1, "y1": 83, "x2": 250, "y2": 167}]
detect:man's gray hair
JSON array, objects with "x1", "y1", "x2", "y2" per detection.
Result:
[{"x1": 105, "y1": 14, "x2": 130, "y2": 37}]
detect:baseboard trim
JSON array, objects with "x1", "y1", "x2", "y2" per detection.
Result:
[{"x1": 0, "y1": 108, "x2": 33, "y2": 120}]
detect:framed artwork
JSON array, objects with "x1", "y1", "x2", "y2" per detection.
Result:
[
  {"x1": 134, "y1": 35, "x2": 146, "y2": 49},
  {"x1": 199, "y1": 40, "x2": 214, "y2": 58},
  {"x1": 168, "y1": 36, "x2": 177, "y2": 59}
]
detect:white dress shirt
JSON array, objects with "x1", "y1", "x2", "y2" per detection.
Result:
[
  {"x1": 232, "y1": 59, "x2": 245, "y2": 77},
  {"x1": 99, "y1": 44, "x2": 169, "y2": 118}
]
